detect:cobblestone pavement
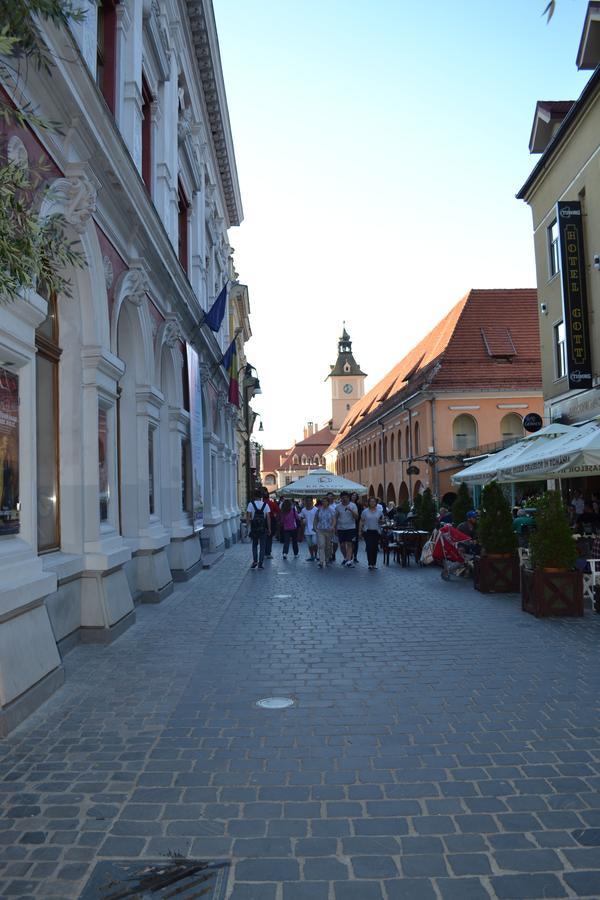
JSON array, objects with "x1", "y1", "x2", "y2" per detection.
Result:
[{"x1": 2, "y1": 543, "x2": 600, "y2": 899}]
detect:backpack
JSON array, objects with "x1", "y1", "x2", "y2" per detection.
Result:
[{"x1": 250, "y1": 501, "x2": 267, "y2": 537}]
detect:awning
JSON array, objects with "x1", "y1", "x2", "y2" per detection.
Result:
[{"x1": 451, "y1": 423, "x2": 587, "y2": 486}]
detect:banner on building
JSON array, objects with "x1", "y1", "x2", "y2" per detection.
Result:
[
  {"x1": 0, "y1": 366, "x2": 20, "y2": 536},
  {"x1": 557, "y1": 201, "x2": 593, "y2": 391},
  {"x1": 186, "y1": 345, "x2": 204, "y2": 532}
]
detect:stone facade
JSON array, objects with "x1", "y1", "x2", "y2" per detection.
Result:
[{"x1": 0, "y1": 1, "x2": 247, "y2": 733}]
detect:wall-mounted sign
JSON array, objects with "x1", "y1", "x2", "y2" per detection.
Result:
[
  {"x1": 557, "y1": 201, "x2": 593, "y2": 391},
  {"x1": 406, "y1": 465, "x2": 420, "y2": 475},
  {"x1": 523, "y1": 412, "x2": 543, "y2": 433}
]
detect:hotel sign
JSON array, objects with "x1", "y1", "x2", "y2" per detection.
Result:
[{"x1": 557, "y1": 201, "x2": 593, "y2": 391}]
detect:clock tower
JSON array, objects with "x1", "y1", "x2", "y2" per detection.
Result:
[{"x1": 328, "y1": 326, "x2": 366, "y2": 431}]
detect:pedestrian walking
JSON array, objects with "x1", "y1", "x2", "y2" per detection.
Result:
[
  {"x1": 326, "y1": 491, "x2": 338, "y2": 562},
  {"x1": 350, "y1": 491, "x2": 363, "y2": 562},
  {"x1": 262, "y1": 489, "x2": 280, "y2": 559},
  {"x1": 300, "y1": 498, "x2": 318, "y2": 561},
  {"x1": 280, "y1": 498, "x2": 301, "y2": 559},
  {"x1": 336, "y1": 491, "x2": 359, "y2": 567},
  {"x1": 246, "y1": 489, "x2": 271, "y2": 569},
  {"x1": 359, "y1": 496, "x2": 383, "y2": 569},
  {"x1": 314, "y1": 496, "x2": 337, "y2": 568}
]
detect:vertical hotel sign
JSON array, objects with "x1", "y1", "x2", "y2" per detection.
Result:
[
  {"x1": 186, "y1": 345, "x2": 204, "y2": 531},
  {"x1": 557, "y1": 201, "x2": 593, "y2": 390}
]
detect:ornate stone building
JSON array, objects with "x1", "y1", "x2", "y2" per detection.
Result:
[{"x1": 0, "y1": 1, "x2": 248, "y2": 733}]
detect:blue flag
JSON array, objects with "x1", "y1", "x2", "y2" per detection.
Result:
[
  {"x1": 204, "y1": 282, "x2": 228, "y2": 332},
  {"x1": 221, "y1": 337, "x2": 236, "y2": 370}
]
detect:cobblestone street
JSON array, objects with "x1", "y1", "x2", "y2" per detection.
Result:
[{"x1": 2, "y1": 542, "x2": 600, "y2": 899}]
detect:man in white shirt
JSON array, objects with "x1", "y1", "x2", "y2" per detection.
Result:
[
  {"x1": 336, "y1": 491, "x2": 359, "y2": 567},
  {"x1": 246, "y1": 489, "x2": 271, "y2": 569},
  {"x1": 300, "y1": 498, "x2": 318, "y2": 561}
]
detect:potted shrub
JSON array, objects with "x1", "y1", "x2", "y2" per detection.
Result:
[
  {"x1": 452, "y1": 482, "x2": 472, "y2": 527},
  {"x1": 474, "y1": 481, "x2": 519, "y2": 593},
  {"x1": 521, "y1": 490, "x2": 583, "y2": 617},
  {"x1": 416, "y1": 488, "x2": 437, "y2": 533}
]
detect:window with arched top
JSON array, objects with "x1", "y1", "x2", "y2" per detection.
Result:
[
  {"x1": 390, "y1": 434, "x2": 395, "y2": 460},
  {"x1": 265, "y1": 474, "x2": 276, "y2": 485},
  {"x1": 397, "y1": 430, "x2": 402, "y2": 460},
  {"x1": 293, "y1": 454, "x2": 299, "y2": 464},
  {"x1": 452, "y1": 414, "x2": 478, "y2": 451},
  {"x1": 313, "y1": 454, "x2": 320, "y2": 465},
  {"x1": 414, "y1": 422, "x2": 420, "y2": 456},
  {"x1": 383, "y1": 436, "x2": 388, "y2": 463},
  {"x1": 368, "y1": 445, "x2": 372, "y2": 467},
  {"x1": 301, "y1": 454, "x2": 308, "y2": 465},
  {"x1": 405, "y1": 426, "x2": 410, "y2": 458},
  {"x1": 36, "y1": 290, "x2": 61, "y2": 551},
  {"x1": 500, "y1": 412, "x2": 524, "y2": 441}
]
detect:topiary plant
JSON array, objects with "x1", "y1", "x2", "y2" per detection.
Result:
[
  {"x1": 416, "y1": 488, "x2": 437, "y2": 533},
  {"x1": 529, "y1": 490, "x2": 577, "y2": 571},
  {"x1": 479, "y1": 481, "x2": 518, "y2": 555},
  {"x1": 452, "y1": 482, "x2": 472, "y2": 526}
]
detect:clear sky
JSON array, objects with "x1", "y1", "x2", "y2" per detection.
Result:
[{"x1": 214, "y1": 0, "x2": 591, "y2": 450}]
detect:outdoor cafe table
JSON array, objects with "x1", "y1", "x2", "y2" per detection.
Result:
[{"x1": 385, "y1": 528, "x2": 429, "y2": 566}]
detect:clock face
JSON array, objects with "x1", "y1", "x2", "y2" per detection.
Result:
[{"x1": 343, "y1": 383, "x2": 353, "y2": 395}]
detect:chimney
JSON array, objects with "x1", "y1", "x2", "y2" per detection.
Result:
[{"x1": 304, "y1": 421, "x2": 314, "y2": 439}]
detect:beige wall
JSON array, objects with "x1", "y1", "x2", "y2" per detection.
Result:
[
  {"x1": 524, "y1": 91, "x2": 600, "y2": 402},
  {"x1": 336, "y1": 391, "x2": 543, "y2": 503}
]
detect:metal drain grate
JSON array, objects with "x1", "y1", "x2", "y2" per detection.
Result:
[
  {"x1": 255, "y1": 696, "x2": 295, "y2": 709},
  {"x1": 79, "y1": 858, "x2": 228, "y2": 899}
]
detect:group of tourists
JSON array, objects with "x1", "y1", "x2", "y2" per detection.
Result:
[{"x1": 246, "y1": 488, "x2": 385, "y2": 571}]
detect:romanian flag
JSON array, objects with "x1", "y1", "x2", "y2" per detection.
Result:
[{"x1": 222, "y1": 338, "x2": 240, "y2": 407}]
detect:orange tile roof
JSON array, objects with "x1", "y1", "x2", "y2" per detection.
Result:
[
  {"x1": 261, "y1": 449, "x2": 288, "y2": 473},
  {"x1": 327, "y1": 289, "x2": 540, "y2": 452}
]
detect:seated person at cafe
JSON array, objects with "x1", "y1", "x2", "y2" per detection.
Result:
[
  {"x1": 438, "y1": 506, "x2": 453, "y2": 525},
  {"x1": 579, "y1": 503, "x2": 600, "y2": 531},
  {"x1": 457, "y1": 509, "x2": 478, "y2": 537}
]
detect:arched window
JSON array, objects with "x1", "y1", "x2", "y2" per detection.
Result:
[
  {"x1": 500, "y1": 412, "x2": 524, "y2": 441},
  {"x1": 390, "y1": 433, "x2": 395, "y2": 460},
  {"x1": 36, "y1": 291, "x2": 61, "y2": 551},
  {"x1": 313, "y1": 454, "x2": 320, "y2": 465},
  {"x1": 399, "y1": 481, "x2": 409, "y2": 505},
  {"x1": 405, "y1": 426, "x2": 410, "y2": 459},
  {"x1": 369, "y1": 484, "x2": 375, "y2": 498},
  {"x1": 452, "y1": 414, "x2": 478, "y2": 451},
  {"x1": 265, "y1": 474, "x2": 276, "y2": 485},
  {"x1": 377, "y1": 483, "x2": 384, "y2": 500},
  {"x1": 383, "y1": 436, "x2": 388, "y2": 463},
  {"x1": 301, "y1": 454, "x2": 307, "y2": 465},
  {"x1": 293, "y1": 454, "x2": 299, "y2": 464},
  {"x1": 397, "y1": 430, "x2": 402, "y2": 460},
  {"x1": 414, "y1": 422, "x2": 420, "y2": 455},
  {"x1": 387, "y1": 483, "x2": 396, "y2": 504},
  {"x1": 379, "y1": 440, "x2": 383, "y2": 465},
  {"x1": 368, "y1": 445, "x2": 372, "y2": 467}
]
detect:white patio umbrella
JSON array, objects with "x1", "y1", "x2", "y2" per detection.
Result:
[
  {"x1": 278, "y1": 469, "x2": 367, "y2": 496},
  {"x1": 452, "y1": 440, "x2": 535, "y2": 487},
  {"x1": 497, "y1": 420, "x2": 600, "y2": 482}
]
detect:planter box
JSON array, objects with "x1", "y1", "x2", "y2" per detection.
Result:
[
  {"x1": 474, "y1": 555, "x2": 520, "y2": 594},
  {"x1": 521, "y1": 568, "x2": 584, "y2": 618}
]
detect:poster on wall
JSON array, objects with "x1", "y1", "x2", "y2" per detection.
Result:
[
  {"x1": 186, "y1": 345, "x2": 204, "y2": 531},
  {"x1": 0, "y1": 366, "x2": 20, "y2": 535}
]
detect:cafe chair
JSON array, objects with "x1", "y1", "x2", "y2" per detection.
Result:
[
  {"x1": 381, "y1": 533, "x2": 400, "y2": 566},
  {"x1": 583, "y1": 559, "x2": 600, "y2": 607}
]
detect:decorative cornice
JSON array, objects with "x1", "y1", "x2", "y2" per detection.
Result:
[{"x1": 185, "y1": 0, "x2": 242, "y2": 227}]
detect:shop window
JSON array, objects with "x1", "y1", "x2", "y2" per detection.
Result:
[
  {"x1": 554, "y1": 321, "x2": 566, "y2": 379},
  {"x1": 181, "y1": 439, "x2": 191, "y2": 512},
  {"x1": 35, "y1": 292, "x2": 60, "y2": 550},
  {"x1": 98, "y1": 405, "x2": 110, "y2": 521},
  {"x1": 96, "y1": 0, "x2": 118, "y2": 114},
  {"x1": 548, "y1": 219, "x2": 559, "y2": 278},
  {"x1": 141, "y1": 73, "x2": 153, "y2": 192},
  {"x1": 0, "y1": 366, "x2": 20, "y2": 537},
  {"x1": 148, "y1": 424, "x2": 156, "y2": 516}
]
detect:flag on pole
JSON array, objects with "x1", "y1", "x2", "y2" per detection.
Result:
[
  {"x1": 203, "y1": 282, "x2": 228, "y2": 332},
  {"x1": 221, "y1": 338, "x2": 240, "y2": 407}
]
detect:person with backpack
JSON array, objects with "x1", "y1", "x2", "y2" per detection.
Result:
[
  {"x1": 280, "y1": 498, "x2": 301, "y2": 560},
  {"x1": 262, "y1": 488, "x2": 280, "y2": 559},
  {"x1": 246, "y1": 489, "x2": 271, "y2": 569}
]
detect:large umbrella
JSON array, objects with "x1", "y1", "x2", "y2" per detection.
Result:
[
  {"x1": 497, "y1": 420, "x2": 600, "y2": 481},
  {"x1": 278, "y1": 469, "x2": 367, "y2": 496}
]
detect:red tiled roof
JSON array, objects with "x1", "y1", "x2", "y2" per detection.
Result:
[
  {"x1": 327, "y1": 288, "x2": 540, "y2": 452},
  {"x1": 295, "y1": 425, "x2": 337, "y2": 447},
  {"x1": 261, "y1": 449, "x2": 287, "y2": 473}
]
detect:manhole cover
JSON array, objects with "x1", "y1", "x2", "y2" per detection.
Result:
[
  {"x1": 573, "y1": 829, "x2": 600, "y2": 846},
  {"x1": 79, "y1": 858, "x2": 228, "y2": 899},
  {"x1": 255, "y1": 696, "x2": 295, "y2": 709}
]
